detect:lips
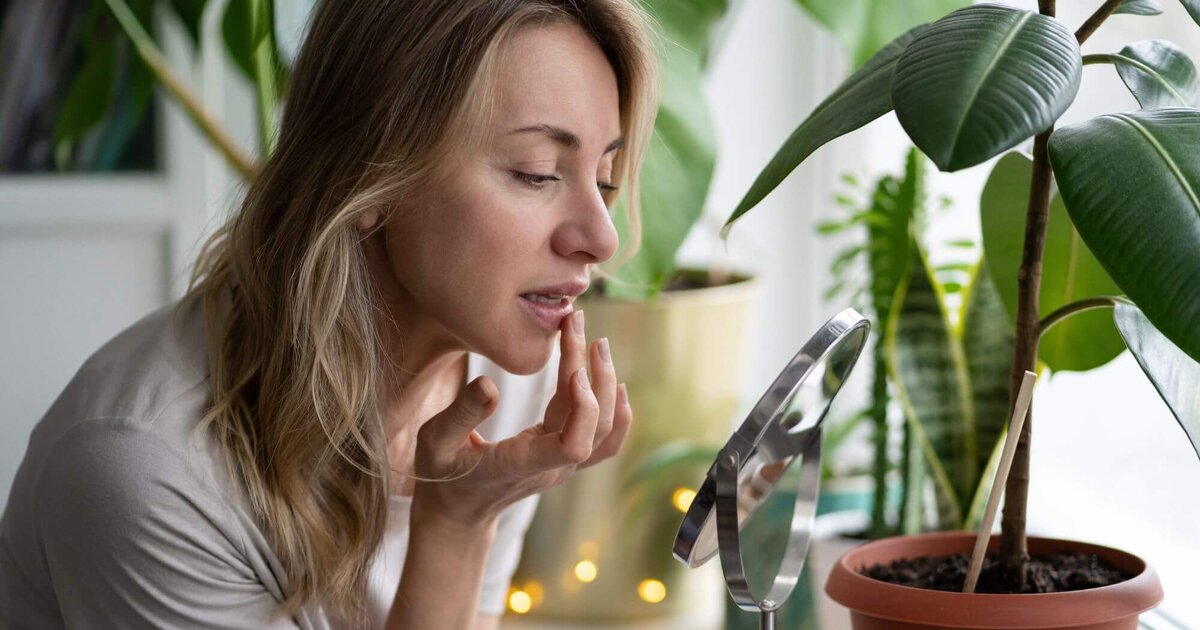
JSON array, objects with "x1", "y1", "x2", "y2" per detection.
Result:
[{"x1": 518, "y1": 278, "x2": 588, "y2": 332}]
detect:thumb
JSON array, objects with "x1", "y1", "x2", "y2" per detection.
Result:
[{"x1": 424, "y1": 375, "x2": 499, "y2": 451}]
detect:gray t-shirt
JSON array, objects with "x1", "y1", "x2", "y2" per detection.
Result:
[{"x1": 0, "y1": 297, "x2": 553, "y2": 629}]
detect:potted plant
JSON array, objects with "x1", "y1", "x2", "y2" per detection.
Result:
[{"x1": 719, "y1": 0, "x2": 1200, "y2": 627}]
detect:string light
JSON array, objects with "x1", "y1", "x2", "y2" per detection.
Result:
[
  {"x1": 672, "y1": 487, "x2": 696, "y2": 512},
  {"x1": 508, "y1": 589, "x2": 532, "y2": 614},
  {"x1": 525, "y1": 580, "x2": 544, "y2": 606},
  {"x1": 574, "y1": 560, "x2": 598, "y2": 583},
  {"x1": 637, "y1": 579, "x2": 667, "y2": 603}
]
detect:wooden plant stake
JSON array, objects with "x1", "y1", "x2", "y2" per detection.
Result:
[{"x1": 963, "y1": 370, "x2": 1038, "y2": 594}]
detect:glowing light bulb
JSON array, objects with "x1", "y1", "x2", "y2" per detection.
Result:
[
  {"x1": 574, "y1": 560, "x2": 598, "y2": 583},
  {"x1": 638, "y1": 579, "x2": 667, "y2": 603},
  {"x1": 672, "y1": 487, "x2": 696, "y2": 512},
  {"x1": 508, "y1": 590, "x2": 532, "y2": 614}
]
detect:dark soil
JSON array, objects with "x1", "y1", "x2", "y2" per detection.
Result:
[{"x1": 861, "y1": 551, "x2": 1133, "y2": 594}]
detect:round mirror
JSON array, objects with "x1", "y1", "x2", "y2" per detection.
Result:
[{"x1": 672, "y1": 308, "x2": 869, "y2": 614}]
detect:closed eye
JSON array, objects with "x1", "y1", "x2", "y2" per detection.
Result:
[{"x1": 512, "y1": 171, "x2": 620, "y2": 194}]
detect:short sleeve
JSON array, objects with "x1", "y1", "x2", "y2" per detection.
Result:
[
  {"x1": 34, "y1": 418, "x2": 300, "y2": 629},
  {"x1": 477, "y1": 493, "x2": 539, "y2": 615}
]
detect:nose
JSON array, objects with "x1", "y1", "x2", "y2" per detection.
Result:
[{"x1": 550, "y1": 182, "x2": 620, "y2": 264}]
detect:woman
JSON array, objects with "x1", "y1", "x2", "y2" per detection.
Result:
[{"x1": 0, "y1": 1, "x2": 658, "y2": 628}]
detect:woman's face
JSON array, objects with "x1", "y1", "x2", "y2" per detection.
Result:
[{"x1": 377, "y1": 21, "x2": 623, "y2": 375}]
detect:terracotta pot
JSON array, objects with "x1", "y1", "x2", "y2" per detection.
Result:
[{"x1": 825, "y1": 531, "x2": 1163, "y2": 630}]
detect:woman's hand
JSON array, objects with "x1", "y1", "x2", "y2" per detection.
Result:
[{"x1": 410, "y1": 309, "x2": 633, "y2": 528}]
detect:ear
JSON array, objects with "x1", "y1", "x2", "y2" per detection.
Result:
[{"x1": 356, "y1": 210, "x2": 381, "y2": 232}]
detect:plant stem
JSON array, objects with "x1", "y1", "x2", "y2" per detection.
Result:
[
  {"x1": 998, "y1": 130, "x2": 1051, "y2": 591},
  {"x1": 1038, "y1": 296, "x2": 1124, "y2": 336},
  {"x1": 1075, "y1": 0, "x2": 1124, "y2": 45},
  {"x1": 102, "y1": 0, "x2": 259, "y2": 180},
  {"x1": 868, "y1": 337, "x2": 890, "y2": 538}
]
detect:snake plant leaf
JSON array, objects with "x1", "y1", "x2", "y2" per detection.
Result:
[
  {"x1": 887, "y1": 245, "x2": 974, "y2": 528},
  {"x1": 793, "y1": 0, "x2": 969, "y2": 69},
  {"x1": 980, "y1": 152, "x2": 1125, "y2": 372},
  {"x1": 1049, "y1": 109, "x2": 1200, "y2": 363},
  {"x1": 605, "y1": 0, "x2": 726, "y2": 298},
  {"x1": 1115, "y1": 0, "x2": 1164, "y2": 15},
  {"x1": 1085, "y1": 40, "x2": 1200, "y2": 109},
  {"x1": 891, "y1": 4, "x2": 1082, "y2": 172},
  {"x1": 1115, "y1": 302, "x2": 1200, "y2": 460},
  {"x1": 960, "y1": 260, "x2": 1014, "y2": 476},
  {"x1": 721, "y1": 24, "x2": 930, "y2": 234}
]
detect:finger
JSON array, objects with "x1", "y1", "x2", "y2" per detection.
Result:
[
  {"x1": 421, "y1": 375, "x2": 498, "y2": 452},
  {"x1": 545, "y1": 309, "x2": 588, "y2": 433},
  {"x1": 558, "y1": 367, "x2": 599, "y2": 461},
  {"x1": 589, "y1": 337, "x2": 616, "y2": 445},
  {"x1": 581, "y1": 382, "x2": 633, "y2": 469}
]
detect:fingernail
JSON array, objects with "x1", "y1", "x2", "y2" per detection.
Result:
[
  {"x1": 618, "y1": 383, "x2": 630, "y2": 406},
  {"x1": 573, "y1": 310, "x2": 585, "y2": 337},
  {"x1": 598, "y1": 337, "x2": 611, "y2": 363},
  {"x1": 576, "y1": 367, "x2": 589, "y2": 390}
]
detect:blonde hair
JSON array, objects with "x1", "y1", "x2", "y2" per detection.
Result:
[{"x1": 179, "y1": 0, "x2": 657, "y2": 624}]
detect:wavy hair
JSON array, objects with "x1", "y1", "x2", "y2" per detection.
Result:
[{"x1": 179, "y1": 0, "x2": 658, "y2": 624}]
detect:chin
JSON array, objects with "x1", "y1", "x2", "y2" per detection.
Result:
[{"x1": 490, "y1": 337, "x2": 555, "y2": 376}]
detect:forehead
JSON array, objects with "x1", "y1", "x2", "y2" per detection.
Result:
[{"x1": 491, "y1": 21, "x2": 621, "y2": 147}]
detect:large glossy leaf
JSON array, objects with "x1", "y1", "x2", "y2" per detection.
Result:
[
  {"x1": 721, "y1": 24, "x2": 929, "y2": 234},
  {"x1": 1115, "y1": 303, "x2": 1200, "y2": 460},
  {"x1": 1049, "y1": 109, "x2": 1200, "y2": 363},
  {"x1": 1115, "y1": 0, "x2": 1164, "y2": 15},
  {"x1": 891, "y1": 4, "x2": 1082, "y2": 172},
  {"x1": 168, "y1": 0, "x2": 209, "y2": 48},
  {"x1": 605, "y1": 0, "x2": 727, "y2": 298},
  {"x1": 887, "y1": 245, "x2": 974, "y2": 528},
  {"x1": 793, "y1": 0, "x2": 968, "y2": 69},
  {"x1": 980, "y1": 152, "x2": 1125, "y2": 372},
  {"x1": 960, "y1": 260, "x2": 1014, "y2": 476},
  {"x1": 1084, "y1": 40, "x2": 1200, "y2": 109}
]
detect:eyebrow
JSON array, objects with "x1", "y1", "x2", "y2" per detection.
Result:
[{"x1": 509, "y1": 123, "x2": 624, "y2": 154}]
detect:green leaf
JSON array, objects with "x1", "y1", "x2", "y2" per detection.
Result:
[
  {"x1": 980, "y1": 152, "x2": 1125, "y2": 372},
  {"x1": 886, "y1": 244, "x2": 973, "y2": 528},
  {"x1": 222, "y1": 0, "x2": 255, "y2": 81},
  {"x1": 1049, "y1": 109, "x2": 1200, "y2": 363},
  {"x1": 1115, "y1": 0, "x2": 1164, "y2": 15},
  {"x1": 54, "y1": 38, "x2": 118, "y2": 149},
  {"x1": 960, "y1": 260, "x2": 1014, "y2": 477},
  {"x1": 168, "y1": 0, "x2": 209, "y2": 49},
  {"x1": 606, "y1": 1, "x2": 725, "y2": 299},
  {"x1": 891, "y1": 4, "x2": 1082, "y2": 172},
  {"x1": 793, "y1": 0, "x2": 968, "y2": 69},
  {"x1": 1115, "y1": 303, "x2": 1200, "y2": 460},
  {"x1": 865, "y1": 150, "x2": 922, "y2": 324},
  {"x1": 1084, "y1": 40, "x2": 1200, "y2": 109},
  {"x1": 721, "y1": 24, "x2": 930, "y2": 234},
  {"x1": 1181, "y1": 0, "x2": 1200, "y2": 26}
]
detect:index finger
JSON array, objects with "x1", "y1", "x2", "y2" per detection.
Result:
[{"x1": 544, "y1": 309, "x2": 587, "y2": 433}]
